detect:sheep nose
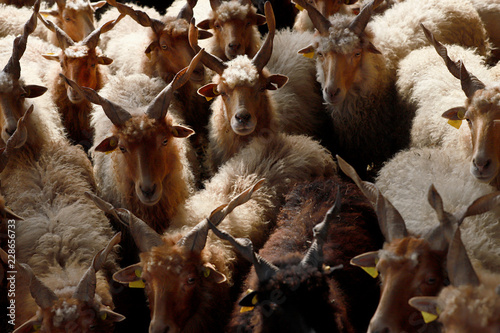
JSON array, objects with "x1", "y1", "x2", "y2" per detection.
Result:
[
  {"x1": 140, "y1": 184, "x2": 157, "y2": 199},
  {"x1": 473, "y1": 157, "x2": 491, "y2": 173},
  {"x1": 324, "y1": 87, "x2": 340, "y2": 99},
  {"x1": 235, "y1": 113, "x2": 251, "y2": 123},
  {"x1": 228, "y1": 42, "x2": 241, "y2": 51},
  {"x1": 5, "y1": 127, "x2": 15, "y2": 136}
]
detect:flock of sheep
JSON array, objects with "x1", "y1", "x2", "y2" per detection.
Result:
[{"x1": 0, "y1": 0, "x2": 499, "y2": 332}]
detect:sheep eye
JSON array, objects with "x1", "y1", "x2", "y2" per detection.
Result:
[
  {"x1": 317, "y1": 52, "x2": 323, "y2": 58},
  {"x1": 65, "y1": 17, "x2": 71, "y2": 22},
  {"x1": 215, "y1": 24, "x2": 221, "y2": 30},
  {"x1": 187, "y1": 277, "x2": 196, "y2": 285},
  {"x1": 162, "y1": 138, "x2": 168, "y2": 146},
  {"x1": 119, "y1": 146, "x2": 127, "y2": 153},
  {"x1": 354, "y1": 51, "x2": 361, "y2": 57},
  {"x1": 161, "y1": 44, "x2": 168, "y2": 50},
  {"x1": 427, "y1": 277, "x2": 436, "y2": 285}
]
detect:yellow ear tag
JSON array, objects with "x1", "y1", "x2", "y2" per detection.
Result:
[
  {"x1": 361, "y1": 266, "x2": 379, "y2": 278},
  {"x1": 203, "y1": 267, "x2": 211, "y2": 278},
  {"x1": 421, "y1": 311, "x2": 438, "y2": 324},
  {"x1": 41, "y1": 13, "x2": 50, "y2": 18},
  {"x1": 100, "y1": 312, "x2": 108, "y2": 321},
  {"x1": 302, "y1": 51, "x2": 315, "y2": 59},
  {"x1": 295, "y1": 3, "x2": 304, "y2": 11},
  {"x1": 252, "y1": 294, "x2": 258, "y2": 305},
  {"x1": 105, "y1": 138, "x2": 118, "y2": 155},
  {"x1": 240, "y1": 306, "x2": 254, "y2": 313},
  {"x1": 33, "y1": 324, "x2": 41, "y2": 331},
  {"x1": 447, "y1": 119, "x2": 462, "y2": 129},
  {"x1": 129, "y1": 279, "x2": 145, "y2": 288}
]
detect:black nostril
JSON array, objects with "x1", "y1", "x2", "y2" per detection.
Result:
[
  {"x1": 235, "y1": 113, "x2": 251, "y2": 123},
  {"x1": 141, "y1": 184, "x2": 157, "y2": 198},
  {"x1": 5, "y1": 128, "x2": 15, "y2": 136},
  {"x1": 333, "y1": 88, "x2": 340, "y2": 97}
]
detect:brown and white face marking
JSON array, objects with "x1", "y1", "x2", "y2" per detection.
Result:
[
  {"x1": 353, "y1": 238, "x2": 446, "y2": 333},
  {"x1": 197, "y1": 0, "x2": 266, "y2": 60},
  {"x1": 40, "y1": 0, "x2": 106, "y2": 44}
]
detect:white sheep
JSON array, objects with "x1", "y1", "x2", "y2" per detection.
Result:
[
  {"x1": 469, "y1": 0, "x2": 500, "y2": 63},
  {"x1": 293, "y1": 0, "x2": 490, "y2": 174}
]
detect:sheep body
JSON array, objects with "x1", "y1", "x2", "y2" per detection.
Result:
[
  {"x1": 469, "y1": 0, "x2": 500, "y2": 63},
  {"x1": 0, "y1": 4, "x2": 48, "y2": 40},
  {"x1": 375, "y1": 146, "x2": 500, "y2": 272}
]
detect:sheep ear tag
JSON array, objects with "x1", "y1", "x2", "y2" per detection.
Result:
[
  {"x1": 421, "y1": 311, "x2": 438, "y2": 324},
  {"x1": 409, "y1": 297, "x2": 440, "y2": 323},
  {"x1": 239, "y1": 289, "x2": 258, "y2": 313},
  {"x1": 198, "y1": 83, "x2": 219, "y2": 102},
  {"x1": 293, "y1": 2, "x2": 304, "y2": 11},
  {"x1": 298, "y1": 45, "x2": 315, "y2": 59},
  {"x1": 442, "y1": 107, "x2": 465, "y2": 130},
  {"x1": 350, "y1": 251, "x2": 379, "y2": 278},
  {"x1": 129, "y1": 269, "x2": 145, "y2": 288}
]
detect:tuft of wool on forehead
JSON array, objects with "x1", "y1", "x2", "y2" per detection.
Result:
[
  {"x1": 221, "y1": 56, "x2": 259, "y2": 89},
  {"x1": 213, "y1": 1, "x2": 256, "y2": 22},
  {"x1": 316, "y1": 14, "x2": 361, "y2": 54}
]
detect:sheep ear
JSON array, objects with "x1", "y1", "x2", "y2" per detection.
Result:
[
  {"x1": 202, "y1": 263, "x2": 227, "y2": 283},
  {"x1": 350, "y1": 251, "x2": 379, "y2": 278},
  {"x1": 198, "y1": 30, "x2": 213, "y2": 40},
  {"x1": 92, "y1": 1, "x2": 107, "y2": 10},
  {"x1": 298, "y1": 45, "x2": 315, "y2": 58},
  {"x1": 197, "y1": 19, "x2": 212, "y2": 30},
  {"x1": 39, "y1": 9, "x2": 59, "y2": 17},
  {"x1": 24, "y1": 85, "x2": 48, "y2": 98},
  {"x1": 266, "y1": 74, "x2": 288, "y2": 90},
  {"x1": 98, "y1": 56, "x2": 113, "y2": 65},
  {"x1": 95, "y1": 136, "x2": 119, "y2": 153},
  {"x1": 238, "y1": 290, "x2": 260, "y2": 307},
  {"x1": 42, "y1": 53, "x2": 60, "y2": 62},
  {"x1": 408, "y1": 296, "x2": 440, "y2": 323},
  {"x1": 367, "y1": 42, "x2": 381, "y2": 54},
  {"x1": 442, "y1": 107, "x2": 466, "y2": 120},
  {"x1": 171, "y1": 125, "x2": 194, "y2": 138},
  {"x1": 12, "y1": 315, "x2": 42, "y2": 333},
  {"x1": 255, "y1": 13, "x2": 266, "y2": 26},
  {"x1": 113, "y1": 264, "x2": 143, "y2": 285},
  {"x1": 98, "y1": 308, "x2": 126, "y2": 323},
  {"x1": 198, "y1": 83, "x2": 219, "y2": 98}
]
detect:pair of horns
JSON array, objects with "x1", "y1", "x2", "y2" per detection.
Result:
[
  {"x1": 59, "y1": 49, "x2": 203, "y2": 126},
  {"x1": 38, "y1": 12, "x2": 124, "y2": 51},
  {"x1": 86, "y1": 179, "x2": 264, "y2": 255},
  {"x1": 208, "y1": 186, "x2": 342, "y2": 282},
  {"x1": 0, "y1": 232, "x2": 121, "y2": 309},
  {"x1": 189, "y1": 1, "x2": 275, "y2": 75},
  {"x1": 421, "y1": 24, "x2": 485, "y2": 99},
  {"x1": 293, "y1": 0, "x2": 381, "y2": 36},
  {"x1": 2, "y1": 0, "x2": 40, "y2": 80}
]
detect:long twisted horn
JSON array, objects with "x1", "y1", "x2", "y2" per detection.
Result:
[
  {"x1": 447, "y1": 227, "x2": 479, "y2": 287},
  {"x1": 106, "y1": 0, "x2": 165, "y2": 34},
  {"x1": 209, "y1": 0, "x2": 222, "y2": 11},
  {"x1": 83, "y1": 14, "x2": 125, "y2": 50},
  {"x1": 300, "y1": 187, "x2": 341, "y2": 268},
  {"x1": 59, "y1": 74, "x2": 131, "y2": 126},
  {"x1": 37, "y1": 13, "x2": 75, "y2": 50},
  {"x1": 146, "y1": 49, "x2": 203, "y2": 120},
  {"x1": 73, "y1": 232, "x2": 121, "y2": 302},
  {"x1": 421, "y1": 24, "x2": 485, "y2": 99},
  {"x1": 348, "y1": 0, "x2": 383, "y2": 35},
  {"x1": 293, "y1": 0, "x2": 331, "y2": 34},
  {"x1": 178, "y1": 0, "x2": 197, "y2": 21},
  {"x1": 252, "y1": 2, "x2": 275, "y2": 72},
  {"x1": 3, "y1": 0, "x2": 41, "y2": 79},
  {"x1": 189, "y1": 19, "x2": 227, "y2": 75}
]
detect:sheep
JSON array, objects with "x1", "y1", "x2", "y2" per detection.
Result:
[
  {"x1": 37, "y1": 13, "x2": 123, "y2": 150},
  {"x1": 293, "y1": 0, "x2": 358, "y2": 32},
  {"x1": 88, "y1": 180, "x2": 265, "y2": 333},
  {"x1": 0, "y1": 233, "x2": 124, "y2": 332},
  {"x1": 196, "y1": 0, "x2": 266, "y2": 61},
  {"x1": 397, "y1": 25, "x2": 494, "y2": 149},
  {"x1": 61, "y1": 52, "x2": 203, "y2": 234},
  {"x1": 223, "y1": 177, "x2": 384, "y2": 333},
  {"x1": 409, "y1": 227, "x2": 500, "y2": 332},
  {"x1": 338, "y1": 155, "x2": 500, "y2": 333},
  {"x1": 294, "y1": 0, "x2": 490, "y2": 175},
  {"x1": 192, "y1": 2, "x2": 331, "y2": 172}
]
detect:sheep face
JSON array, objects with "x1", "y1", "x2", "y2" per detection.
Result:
[
  {"x1": 197, "y1": 1, "x2": 266, "y2": 60},
  {"x1": 0, "y1": 73, "x2": 47, "y2": 143},
  {"x1": 443, "y1": 87, "x2": 500, "y2": 185},
  {"x1": 16, "y1": 298, "x2": 123, "y2": 333},
  {"x1": 45, "y1": 46, "x2": 112, "y2": 104},
  {"x1": 96, "y1": 115, "x2": 193, "y2": 206},
  {"x1": 40, "y1": 0, "x2": 106, "y2": 44},
  {"x1": 356, "y1": 237, "x2": 445, "y2": 333},
  {"x1": 147, "y1": 20, "x2": 206, "y2": 84},
  {"x1": 113, "y1": 236, "x2": 227, "y2": 333}
]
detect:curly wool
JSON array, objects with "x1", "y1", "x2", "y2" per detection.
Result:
[
  {"x1": 221, "y1": 56, "x2": 259, "y2": 89},
  {"x1": 64, "y1": 0, "x2": 91, "y2": 11},
  {"x1": 0, "y1": 72, "x2": 14, "y2": 93},
  {"x1": 211, "y1": 1, "x2": 255, "y2": 22},
  {"x1": 315, "y1": 14, "x2": 360, "y2": 54}
]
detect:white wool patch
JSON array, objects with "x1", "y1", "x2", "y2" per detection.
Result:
[
  {"x1": 52, "y1": 301, "x2": 79, "y2": 327},
  {"x1": 0, "y1": 72, "x2": 14, "y2": 93},
  {"x1": 221, "y1": 56, "x2": 259, "y2": 89},
  {"x1": 65, "y1": 0, "x2": 91, "y2": 11},
  {"x1": 64, "y1": 45, "x2": 90, "y2": 58},
  {"x1": 378, "y1": 249, "x2": 419, "y2": 268},
  {"x1": 315, "y1": 14, "x2": 360, "y2": 54},
  {"x1": 214, "y1": 1, "x2": 253, "y2": 22}
]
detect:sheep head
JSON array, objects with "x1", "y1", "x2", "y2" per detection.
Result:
[
  {"x1": 61, "y1": 51, "x2": 202, "y2": 206},
  {"x1": 106, "y1": 180, "x2": 263, "y2": 333},
  {"x1": 195, "y1": 3, "x2": 288, "y2": 137},
  {"x1": 0, "y1": 233, "x2": 124, "y2": 333},
  {"x1": 0, "y1": 0, "x2": 47, "y2": 143},
  {"x1": 40, "y1": 0, "x2": 106, "y2": 45},
  {"x1": 40, "y1": 14, "x2": 123, "y2": 104},
  {"x1": 106, "y1": 0, "x2": 211, "y2": 84},
  {"x1": 422, "y1": 24, "x2": 500, "y2": 187},
  {"x1": 296, "y1": 0, "x2": 382, "y2": 105},
  {"x1": 197, "y1": 0, "x2": 266, "y2": 60}
]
